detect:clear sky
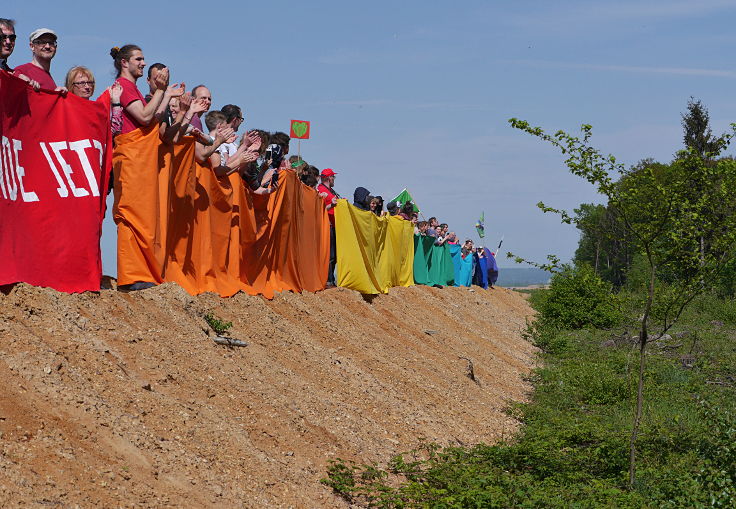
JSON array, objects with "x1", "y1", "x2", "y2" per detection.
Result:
[{"x1": 5, "y1": 1, "x2": 736, "y2": 274}]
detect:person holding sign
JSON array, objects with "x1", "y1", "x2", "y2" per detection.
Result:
[
  {"x1": 0, "y1": 18, "x2": 16, "y2": 72},
  {"x1": 14, "y1": 28, "x2": 65, "y2": 92}
]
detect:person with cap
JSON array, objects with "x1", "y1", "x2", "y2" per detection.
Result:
[
  {"x1": 14, "y1": 28, "x2": 65, "y2": 91},
  {"x1": 317, "y1": 168, "x2": 340, "y2": 287},
  {"x1": 0, "y1": 18, "x2": 16, "y2": 72}
]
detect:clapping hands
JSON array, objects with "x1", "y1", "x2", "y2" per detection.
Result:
[
  {"x1": 108, "y1": 81, "x2": 123, "y2": 103},
  {"x1": 215, "y1": 124, "x2": 235, "y2": 143},
  {"x1": 240, "y1": 151, "x2": 258, "y2": 165},
  {"x1": 189, "y1": 97, "x2": 209, "y2": 114},
  {"x1": 167, "y1": 82, "x2": 185, "y2": 97},
  {"x1": 243, "y1": 130, "x2": 262, "y2": 151},
  {"x1": 153, "y1": 67, "x2": 170, "y2": 90}
]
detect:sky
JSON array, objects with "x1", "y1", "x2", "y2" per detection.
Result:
[{"x1": 5, "y1": 0, "x2": 736, "y2": 274}]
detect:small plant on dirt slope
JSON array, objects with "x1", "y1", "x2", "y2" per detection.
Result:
[
  {"x1": 508, "y1": 117, "x2": 736, "y2": 489},
  {"x1": 204, "y1": 313, "x2": 232, "y2": 335}
]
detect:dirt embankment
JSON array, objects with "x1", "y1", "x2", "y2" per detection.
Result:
[{"x1": 0, "y1": 283, "x2": 537, "y2": 508}]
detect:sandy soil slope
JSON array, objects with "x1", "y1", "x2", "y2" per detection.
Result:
[{"x1": 0, "y1": 282, "x2": 537, "y2": 508}]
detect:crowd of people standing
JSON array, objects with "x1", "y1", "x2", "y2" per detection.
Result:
[{"x1": 0, "y1": 18, "x2": 499, "y2": 291}]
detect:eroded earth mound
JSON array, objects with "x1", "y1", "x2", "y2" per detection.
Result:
[{"x1": 0, "y1": 283, "x2": 536, "y2": 508}]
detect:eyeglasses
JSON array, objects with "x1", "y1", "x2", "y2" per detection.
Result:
[
  {"x1": 73, "y1": 80, "x2": 95, "y2": 87},
  {"x1": 33, "y1": 40, "x2": 57, "y2": 47},
  {"x1": 0, "y1": 34, "x2": 16, "y2": 43}
]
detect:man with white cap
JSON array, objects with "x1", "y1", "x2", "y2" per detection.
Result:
[{"x1": 14, "y1": 28, "x2": 64, "y2": 91}]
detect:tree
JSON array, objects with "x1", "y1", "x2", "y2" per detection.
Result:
[
  {"x1": 508, "y1": 118, "x2": 736, "y2": 490},
  {"x1": 682, "y1": 97, "x2": 720, "y2": 160},
  {"x1": 573, "y1": 203, "x2": 632, "y2": 287}
]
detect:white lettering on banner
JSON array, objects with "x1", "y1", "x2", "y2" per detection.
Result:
[
  {"x1": 13, "y1": 139, "x2": 39, "y2": 203},
  {"x1": 0, "y1": 137, "x2": 8, "y2": 199},
  {"x1": 1, "y1": 136, "x2": 18, "y2": 201},
  {"x1": 39, "y1": 142, "x2": 70, "y2": 198},
  {"x1": 1, "y1": 138, "x2": 105, "y2": 201},
  {"x1": 93, "y1": 139, "x2": 104, "y2": 168},
  {"x1": 68, "y1": 140, "x2": 100, "y2": 197},
  {"x1": 49, "y1": 141, "x2": 89, "y2": 198}
]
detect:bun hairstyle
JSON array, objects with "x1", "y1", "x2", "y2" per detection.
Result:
[{"x1": 110, "y1": 44, "x2": 141, "y2": 77}]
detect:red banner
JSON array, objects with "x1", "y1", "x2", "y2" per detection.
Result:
[{"x1": 0, "y1": 71, "x2": 111, "y2": 292}]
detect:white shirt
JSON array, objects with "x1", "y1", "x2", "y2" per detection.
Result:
[{"x1": 217, "y1": 141, "x2": 239, "y2": 165}]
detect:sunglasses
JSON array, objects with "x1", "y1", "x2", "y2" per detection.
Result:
[
  {"x1": 0, "y1": 34, "x2": 16, "y2": 43},
  {"x1": 33, "y1": 40, "x2": 57, "y2": 47}
]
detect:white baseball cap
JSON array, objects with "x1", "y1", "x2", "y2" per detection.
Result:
[{"x1": 29, "y1": 28, "x2": 57, "y2": 43}]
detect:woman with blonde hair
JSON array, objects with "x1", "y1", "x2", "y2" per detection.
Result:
[
  {"x1": 65, "y1": 65, "x2": 95, "y2": 99},
  {"x1": 66, "y1": 64, "x2": 124, "y2": 136}
]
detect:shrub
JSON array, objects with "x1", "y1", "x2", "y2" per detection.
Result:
[
  {"x1": 523, "y1": 318, "x2": 568, "y2": 353},
  {"x1": 539, "y1": 264, "x2": 621, "y2": 330}
]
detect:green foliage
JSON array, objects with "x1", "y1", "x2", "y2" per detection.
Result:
[
  {"x1": 522, "y1": 265, "x2": 621, "y2": 354},
  {"x1": 203, "y1": 312, "x2": 232, "y2": 335},
  {"x1": 321, "y1": 293, "x2": 736, "y2": 508},
  {"x1": 681, "y1": 97, "x2": 721, "y2": 160},
  {"x1": 537, "y1": 265, "x2": 621, "y2": 330}
]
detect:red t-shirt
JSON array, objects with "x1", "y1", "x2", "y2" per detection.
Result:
[
  {"x1": 14, "y1": 63, "x2": 56, "y2": 90},
  {"x1": 317, "y1": 183, "x2": 337, "y2": 226},
  {"x1": 116, "y1": 76, "x2": 147, "y2": 134}
]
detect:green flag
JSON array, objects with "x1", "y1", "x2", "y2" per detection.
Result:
[
  {"x1": 475, "y1": 211, "x2": 485, "y2": 238},
  {"x1": 391, "y1": 189, "x2": 420, "y2": 212}
]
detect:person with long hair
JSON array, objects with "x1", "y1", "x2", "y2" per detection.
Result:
[{"x1": 110, "y1": 44, "x2": 180, "y2": 134}]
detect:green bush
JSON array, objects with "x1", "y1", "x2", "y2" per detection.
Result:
[
  {"x1": 523, "y1": 318, "x2": 568, "y2": 353},
  {"x1": 539, "y1": 264, "x2": 622, "y2": 330}
]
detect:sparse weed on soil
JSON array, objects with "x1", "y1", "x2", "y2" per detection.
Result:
[
  {"x1": 203, "y1": 312, "x2": 233, "y2": 335},
  {"x1": 322, "y1": 289, "x2": 736, "y2": 507}
]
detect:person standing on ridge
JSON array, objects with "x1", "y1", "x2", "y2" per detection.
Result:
[
  {"x1": 318, "y1": 168, "x2": 340, "y2": 287},
  {"x1": 0, "y1": 18, "x2": 16, "y2": 72},
  {"x1": 14, "y1": 28, "x2": 65, "y2": 91}
]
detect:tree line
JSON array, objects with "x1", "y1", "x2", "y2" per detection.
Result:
[{"x1": 572, "y1": 98, "x2": 736, "y2": 296}]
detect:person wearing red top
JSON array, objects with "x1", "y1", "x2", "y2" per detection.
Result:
[
  {"x1": 317, "y1": 168, "x2": 340, "y2": 287},
  {"x1": 14, "y1": 28, "x2": 64, "y2": 91},
  {"x1": 110, "y1": 44, "x2": 179, "y2": 291},
  {"x1": 110, "y1": 44, "x2": 179, "y2": 135}
]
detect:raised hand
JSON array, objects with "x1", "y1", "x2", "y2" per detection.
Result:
[
  {"x1": 215, "y1": 124, "x2": 235, "y2": 143},
  {"x1": 178, "y1": 92, "x2": 192, "y2": 111},
  {"x1": 189, "y1": 97, "x2": 208, "y2": 114},
  {"x1": 244, "y1": 130, "x2": 262, "y2": 151},
  {"x1": 167, "y1": 82, "x2": 185, "y2": 97},
  {"x1": 109, "y1": 81, "x2": 123, "y2": 103},
  {"x1": 241, "y1": 151, "x2": 258, "y2": 164},
  {"x1": 153, "y1": 67, "x2": 170, "y2": 90}
]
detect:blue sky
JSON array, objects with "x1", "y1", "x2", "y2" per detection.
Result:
[{"x1": 5, "y1": 0, "x2": 736, "y2": 274}]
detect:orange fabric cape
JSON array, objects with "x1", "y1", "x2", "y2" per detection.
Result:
[{"x1": 112, "y1": 130, "x2": 329, "y2": 298}]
